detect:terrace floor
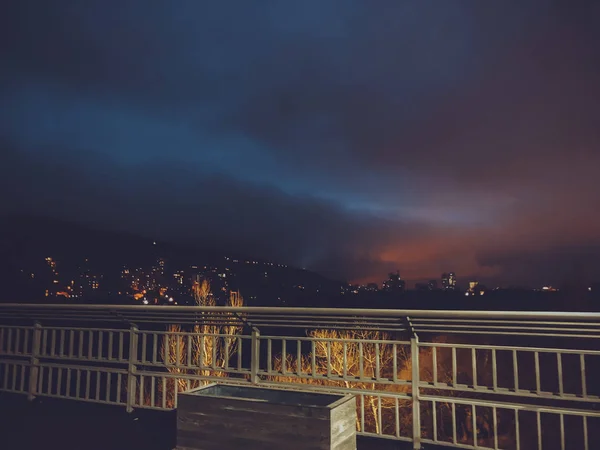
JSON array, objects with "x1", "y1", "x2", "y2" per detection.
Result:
[{"x1": 0, "y1": 393, "x2": 425, "y2": 450}]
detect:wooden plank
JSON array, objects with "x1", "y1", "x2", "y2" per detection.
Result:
[{"x1": 178, "y1": 394, "x2": 331, "y2": 420}]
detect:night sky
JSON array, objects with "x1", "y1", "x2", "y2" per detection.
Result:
[{"x1": 2, "y1": 1, "x2": 600, "y2": 287}]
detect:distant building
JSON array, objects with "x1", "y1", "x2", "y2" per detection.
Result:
[
  {"x1": 441, "y1": 272, "x2": 457, "y2": 290},
  {"x1": 383, "y1": 271, "x2": 405, "y2": 293},
  {"x1": 427, "y1": 280, "x2": 438, "y2": 290},
  {"x1": 466, "y1": 280, "x2": 486, "y2": 296}
]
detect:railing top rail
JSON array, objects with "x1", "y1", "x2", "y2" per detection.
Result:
[
  {"x1": 1, "y1": 304, "x2": 599, "y2": 338},
  {"x1": 1, "y1": 303, "x2": 599, "y2": 319}
]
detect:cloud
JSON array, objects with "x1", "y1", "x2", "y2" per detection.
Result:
[{"x1": 2, "y1": 0, "x2": 600, "y2": 287}]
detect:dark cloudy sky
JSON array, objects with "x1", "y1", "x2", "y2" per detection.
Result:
[{"x1": 2, "y1": 1, "x2": 600, "y2": 287}]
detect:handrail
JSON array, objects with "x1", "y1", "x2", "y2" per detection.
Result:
[
  {"x1": 1, "y1": 303, "x2": 599, "y2": 319},
  {"x1": 1, "y1": 304, "x2": 599, "y2": 339}
]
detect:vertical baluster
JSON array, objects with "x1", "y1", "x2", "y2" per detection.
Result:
[
  {"x1": 359, "y1": 342, "x2": 364, "y2": 379},
  {"x1": 142, "y1": 333, "x2": 147, "y2": 363},
  {"x1": 515, "y1": 410, "x2": 520, "y2": 450},
  {"x1": 28, "y1": 323, "x2": 42, "y2": 401},
  {"x1": 59, "y1": 329, "x2": 65, "y2": 357},
  {"x1": 375, "y1": 343, "x2": 380, "y2": 380},
  {"x1": 85, "y1": 370, "x2": 91, "y2": 400},
  {"x1": 559, "y1": 413, "x2": 565, "y2": 450},
  {"x1": 98, "y1": 331, "x2": 103, "y2": 359},
  {"x1": 327, "y1": 341, "x2": 331, "y2": 377},
  {"x1": 42, "y1": 329, "x2": 48, "y2": 356},
  {"x1": 395, "y1": 397, "x2": 400, "y2": 438},
  {"x1": 164, "y1": 335, "x2": 169, "y2": 366},
  {"x1": 343, "y1": 342, "x2": 348, "y2": 379},
  {"x1": 23, "y1": 328, "x2": 29, "y2": 356},
  {"x1": 411, "y1": 337, "x2": 421, "y2": 449},
  {"x1": 211, "y1": 335, "x2": 217, "y2": 370},
  {"x1": 473, "y1": 405, "x2": 478, "y2": 448},
  {"x1": 108, "y1": 332, "x2": 114, "y2": 361},
  {"x1": 88, "y1": 331, "x2": 93, "y2": 360},
  {"x1": 472, "y1": 348, "x2": 478, "y2": 388},
  {"x1": 493, "y1": 406, "x2": 498, "y2": 450},
  {"x1": 583, "y1": 415, "x2": 589, "y2": 450},
  {"x1": 267, "y1": 339, "x2": 272, "y2": 374},
  {"x1": 250, "y1": 328, "x2": 260, "y2": 385},
  {"x1": 11, "y1": 363, "x2": 18, "y2": 391},
  {"x1": 151, "y1": 376, "x2": 156, "y2": 408},
  {"x1": 20, "y1": 365, "x2": 26, "y2": 392},
  {"x1": 174, "y1": 379, "x2": 178, "y2": 409},
  {"x1": 152, "y1": 333, "x2": 157, "y2": 364},
  {"x1": 513, "y1": 350, "x2": 519, "y2": 391},
  {"x1": 534, "y1": 352, "x2": 541, "y2": 394},
  {"x1": 106, "y1": 371, "x2": 111, "y2": 402},
  {"x1": 78, "y1": 331, "x2": 84, "y2": 358},
  {"x1": 432, "y1": 346, "x2": 438, "y2": 386},
  {"x1": 392, "y1": 343, "x2": 397, "y2": 383},
  {"x1": 452, "y1": 403, "x2": 457, "y2": 445},
  {"x1": 7, "y1": 328, "x2": 13, "y2": 354},
  {"x1": 50, "y1": 329, "x2": 56, "y2": 356},
  {"x1": 492, "y1": 349, "x2": 497, "y2": 390},
  {"x1": 48, "y1": 366, "x2": 53, "y2": 395},
  {"x1": 117, "y1": 332, "x2": 124, "y2": 361},
  {"x1": 126, "y1": 325, "x2": 138, "y2": 413},
  {"x1": 580, "y1": 354, "x2": 587, "y2": 398},
  {"x1": 296, "y1": 340, "x2": 302, "y2": 376},
  {"x1": 162, "y1": 377, "x2": 167, "y2": 409},
  {"x1": 76, "y1": 369, "x2": 81, "y2": 398},
  {"x1": 139, "y1": 375, "x2": 144, "y2": 406},
  {"x1": 377, "y1": 396, "x2": 382, "y2": 435},
  {"x1": 116, "y1": 373, "x2": 122, "y2": 404},
  {"x1": 95, "y1": 371, "x2": 101, "y2": 400},
  {"x1": 281, "y1": 339, "x2": 287, "y2": 373},
  {"x1": 37, "y1": 366, "x2": 44, "y2": 395},
  {"x1": 536, "y1": 411, "x2": 542, "y2": 450},
  {"x1": 66, "y1": 367, "x2": 72, "y2": 397},
  {"x1": 224, "y1": 335, "x2": 230, "y2": 370},
  {"x1": 311, "y1": 340, "x2": 316, "y2": 378},
  {"x1": 69, "y1": 330, "x2": 74, "y2": 358},
  {"x1": 452, "y1": 347, "x2": 457, "y2": 386},
  {"x1": 176, "y1": 334, "x2": 181, "y2": 368},
  {"x1": 360, "y1": 394, "x2": 365, "y2": 433},
  {"x1": 432, "y1": 400, "x2": 437, "y2": 441},
  {"x1": 187, "y1": 335, "x2": 192, "y2": 368},
  {"x1": 57, "y1": 366, "x2": 62, "y2": 396},
  {"x1": 237, "y1": 337, "x2": 242, "y2": 371},
  {"x1": 557, "y1": 353, "x2": 564, "y2": 397}
]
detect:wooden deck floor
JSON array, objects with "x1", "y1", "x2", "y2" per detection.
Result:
[{"x1": 0, "y1": 393, "x2": 417, "y2": 450}]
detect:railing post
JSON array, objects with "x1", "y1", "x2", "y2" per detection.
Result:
[
  {"x1": 28, "y1": 322, "x2": 42, "y2": 401},
  {"x1": 410, "y1": 330, "x2": 421, "y2": 449},
  {"x1": 250, "y1": 327, "x2": 260, "y2": 384},
  {"x1": 126, "y1": 324, "x2": 138, "y2": 413}
]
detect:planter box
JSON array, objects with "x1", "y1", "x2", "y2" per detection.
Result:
[{"x1": 176, "y1": 383, "x2": 356, "y2": 450}]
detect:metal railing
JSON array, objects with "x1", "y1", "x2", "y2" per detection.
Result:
[{"x1": 0, "y1": 304, "x2": 599, "y2": 449}]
